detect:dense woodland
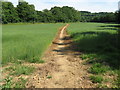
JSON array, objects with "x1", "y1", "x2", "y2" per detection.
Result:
[{"x1": 1, "y1": 0, "x2": 120, "y2": 24}]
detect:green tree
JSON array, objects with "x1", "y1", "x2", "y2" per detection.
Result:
[
  {"x1": 116, "y1": 10, "x2": 120, "y2": 24},
  {"x1": 16, "y1": 0, "x2": 36, "y2": 23},
  {"x1": 50, "y1": 6, "x2": 80, "y2": 23},
  {"x1": 36, "y1": 11, "x2": 44, "y2": 22},
  {"x1": 2, "y1": 1, "x2": 19, "y2": 24},
  {"x1": 42, "y1": 9, "x2": 54, "y2": 23},
  {"x1": 50, "y1": 6, "x2": 65, "y2": 22}
]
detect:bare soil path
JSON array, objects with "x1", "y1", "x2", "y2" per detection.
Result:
[{"x1": 26, "y1": 24, "x2": 96, "y2": 88}]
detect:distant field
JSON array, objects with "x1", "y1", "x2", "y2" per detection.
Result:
[
  {"x1": 68, "y1": 22, "x2": 117, "y2": 33},
  {"x1": 2, "y1": 23, "x2": 65, "y2": 64}
]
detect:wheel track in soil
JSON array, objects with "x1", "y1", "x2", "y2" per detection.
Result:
[{"x1": 26, "y1": 24, "x2": 96, "y2": 88}]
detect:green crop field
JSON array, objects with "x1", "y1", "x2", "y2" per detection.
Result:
[
  {"x1": 68, "y1": 22, "x2": 117, "y2": 33},
  {"x1": 2, "y1": 23, "x2": 65, "y2": 65},
  {"x1": 68, "y1": 23, "x2": 120, "y2": 88},
  {"x1": 2, "y1": 23, "x2": 120, "y2": 88},
  {"x1": 68, "y1": 22, "x2": 119, "y2": 68},
  {"x1": 1, "y1": 0, "x2": 120, "y2": 88}
]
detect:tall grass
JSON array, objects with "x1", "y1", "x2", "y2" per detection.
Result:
[{"x1": 2, "y1": 23, "x2": 64, "y2": 64}]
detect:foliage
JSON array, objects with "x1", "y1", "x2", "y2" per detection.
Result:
[
  {"x1": 28, "y1": 56, "x2": 45, "y2": 63},
  {"x1": 16, "y1": 1, "x2": 36, "y2": 23},
  {"x1": 89, "y1": 63, "x2": 109, "y2": 74},
  {"x1": 14, "y1": 77, "x2": 27, "y2": 88},
  {"x1": 1, "y1": 77, "x2": 27, "y2": 88},
  {"x1": 38, "y1": 60, "x2": 45, "y2": 63},
  {"x1": 97, "y1": 84, "x2": 108, "y2": 88},
  {"x1": 1, "y1": 76, "x2": 13, "y2": 88},
  {"x1": 1, "y1": 1, "x2": 117, "y2": 24},
  {"x1": 2, "y1": 1, "x2": 19, "y2": 24},
  {"x1": 7, "y1": 65, "x2": 35, "y2": 76},
  {"x1": 2, "y1": 1, "x2": 80, "y2": 24},
  {"x1": 115, "y1": 8, "x2": 120, "y2": 24},
  {"x1": 47, "y1": 76, "x2": 52, "y2": 79},
  {"x1": 90, "y1": 75, "x2": 103, "y2": 83},
  {"x1": 80, "y1": 11, "x2": 116, "y2": 23},
  {"x1": 116, "y1": 70, "x2": 120, "y2": 88}
]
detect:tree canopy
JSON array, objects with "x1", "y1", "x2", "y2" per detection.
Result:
[
  {"x1": 1, "y1": 0, "x2": 118, "y2": 24},
  {"x1": 2, "y1": 1, "x2": 19, "y2": 24}
]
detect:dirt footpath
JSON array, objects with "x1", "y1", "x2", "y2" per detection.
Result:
[{"x1": 26, "y1": 24, "x2": 96, "y2": 88}]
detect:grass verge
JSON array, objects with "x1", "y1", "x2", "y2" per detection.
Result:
[
  {"x1": 89, "y1": 63, "x2": 109, "y2": 74},
  {"x1": 5, "y1": 65, "x2": 35, "y2": 76},
  {"x1": 1, "y1": 76, "x2": 27, "y2": 88},
  {"x1": 90, "y1": 75, "x2": 103, "y2": 83}
]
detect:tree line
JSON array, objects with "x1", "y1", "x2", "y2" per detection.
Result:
[
  {"x1": 1, "y1": 0, "x2": 120, "y2": 24},
  {"x1": 80, "y1": 11, "x2": 117, "y2": 23}
]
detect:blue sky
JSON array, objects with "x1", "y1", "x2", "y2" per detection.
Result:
[{"x1": 8, "y1": 0, "x2": 120, "y2": 12}]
